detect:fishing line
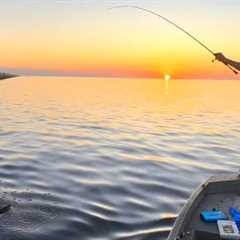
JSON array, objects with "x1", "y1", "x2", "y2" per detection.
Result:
[{"x1": 109, "y1": 5, "x2": 238, "y2": 75}]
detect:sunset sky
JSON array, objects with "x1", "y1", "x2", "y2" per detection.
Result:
[{"x1": 0, "y1": 0, "x2": 239, "y2": 79}]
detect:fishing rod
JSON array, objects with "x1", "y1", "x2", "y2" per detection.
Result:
[{"x1": 109, "y1": 5, "x2": 238, "y2": 75}]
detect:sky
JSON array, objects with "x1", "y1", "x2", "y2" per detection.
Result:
[{"x1": 0, "y1": 0, "x2": 239, "y2": 79}]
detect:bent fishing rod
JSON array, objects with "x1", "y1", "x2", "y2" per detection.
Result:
[{"x1": 109, "y1": 5, "x2": 238, "y2": 75}]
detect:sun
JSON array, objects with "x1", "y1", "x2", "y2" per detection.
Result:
[{"x1": 164, "y1": 74, "x2": 171, "y2": 81}]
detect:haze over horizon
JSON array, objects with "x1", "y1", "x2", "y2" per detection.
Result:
[{"x1": 0, "y1": 0, "x2": 239, "y2": 79}]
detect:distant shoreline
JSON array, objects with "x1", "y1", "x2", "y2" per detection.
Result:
[{"x1": 0, "y1": 72, "x2": 18, "y2": 80}]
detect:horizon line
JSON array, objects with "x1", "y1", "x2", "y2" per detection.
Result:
[{"x1": 13, "y1": 74, "x2": 238, "y2": 81}]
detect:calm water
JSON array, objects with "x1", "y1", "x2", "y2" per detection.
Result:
[{"x1": 0, "y1": 77, "x2": 239, "y2": 240}]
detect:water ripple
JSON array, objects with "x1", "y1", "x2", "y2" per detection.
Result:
[{"x1": 0, "y1": 77, "x2": 240, "y2": 239}]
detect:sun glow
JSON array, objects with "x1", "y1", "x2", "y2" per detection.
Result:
[
  {"x1": 0, "y1": 2, "x2": 239, "y2": 79},
  {"x1": 164, "y1": 74, "x2": 171, "y2": 81}
]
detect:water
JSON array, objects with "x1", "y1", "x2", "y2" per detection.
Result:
[{"x1": 0, "y1": 76, "x2": 239, "y2": 240}]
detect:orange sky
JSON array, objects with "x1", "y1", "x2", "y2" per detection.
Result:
[{"x1": 0, "y1": 1, "x2": 239, "y2": 79}]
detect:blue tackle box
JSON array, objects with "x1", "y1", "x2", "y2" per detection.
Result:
[{"x1": 200, "y1": 211, "x2": 228, "y2": 223}]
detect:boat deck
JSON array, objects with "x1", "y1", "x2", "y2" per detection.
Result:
[
  {"x1": 186, "y1": 192, "x2": 240, "y2": 240},
  {"x1": 168, "y1": 175, "x2": 240, "y2": 240}
]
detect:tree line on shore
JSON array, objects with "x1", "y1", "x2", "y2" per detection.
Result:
[{"x1": 0, "y1": 72, "x2": 18, "y2": 80}]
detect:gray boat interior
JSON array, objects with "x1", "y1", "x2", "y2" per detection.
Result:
[{"x1": 168, "y1": 175, "x2": 240, "y2": 240}]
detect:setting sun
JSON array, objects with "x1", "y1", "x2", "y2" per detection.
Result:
[{"x1": 164, "y1": 74, "x2": 171, "y2": 81}]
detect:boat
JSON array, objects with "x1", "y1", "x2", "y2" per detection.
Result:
[{"x1": 168, "y1": 174, "x2": 240, "y2": 240}]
